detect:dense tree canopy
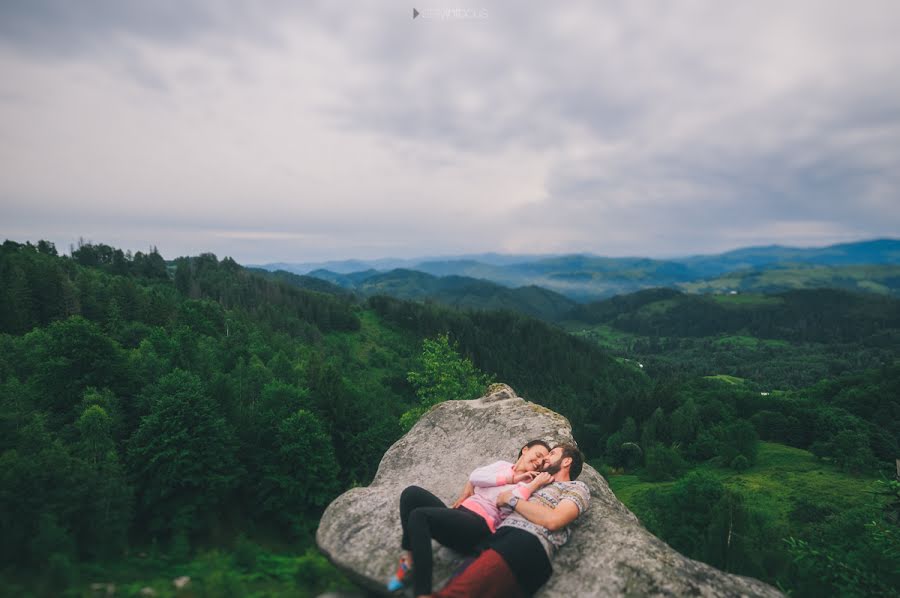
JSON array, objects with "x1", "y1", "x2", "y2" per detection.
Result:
[{"x1": 0, "y1": 239, "x2": 897, "y2": 596}]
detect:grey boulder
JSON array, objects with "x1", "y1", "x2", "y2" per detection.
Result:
[{"x1": 316, "y1": 384, "x2": 783, "y2": 597}]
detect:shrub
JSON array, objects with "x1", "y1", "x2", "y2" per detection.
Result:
[
  {"x1": 588, "y1": 457, "x2": 613, "y2": 478},
  {"x1": 170, "y1": 529, "x2": 190, "y2": 563},
  {"x1": 717, "y1": 420, "x2": 759, "y2": 466},
  {"x1": 641, "y1": 444, "x2": 687, "y2": 482},
  {"x1": 790, "y1": 498, "x2": 833, "y2": 524},
  {"x1": 730, "y1": 455, "x2": 750, "y2": 471},
  {"x1": 46, "y1": 553, "x2": 77, "y2": 592},
  {"x1": 232, "y1": 534, "x2": 260, "y2": 571},
  {"x1": 295, "y1": 549, "x2": 352, "y2": 596},
  {"x1": 196, "y1": 551, "x2": 246, "y2": 598},
  {"x1": 402, "y1": 334, "x2": 490, "y2": 430}
]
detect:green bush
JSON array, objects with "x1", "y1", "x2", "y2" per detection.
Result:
[
  {"x1": 29, "y1": 514, "x2": 74, "y2": 566},
  {"x1": 46, "y1": 553, "x2": 77, "y2": 592},
  {"x1": 641, "y1": 444, "x2": 687, "y2": 482},
  {"x1": 588, "y1": 457, "x2": 612, "y2": 478},
  {"x1": 716, "y1": 420, "x2": 759, "y2": 466},
  {"x1": 232, "y1": 534, "x2": 260, "y2": 571},
  {"x1": 295, "y1": 549, "x2": 353, "y2": 596},
  {"x1": 201, "y1": 568, "x2": 245, "y2": 597},
  {"x1": 399, "y1": 405, "x2": 428, "y2": 433},
  {"x1": 730, "y1": 455, "x2": 750, "y2": 471},
  {"x1": 170, "y1": 529, "x2": 191, "y2": 563},
  {"x1": 401, "y1": 333, "x2": 491, "y2": 431},
  {"x1": 785, "y1": 526, "x2": 900, "y2": 598},
  {"x1": 789, "y1": 498, "x2": 833, "y2": 524}
]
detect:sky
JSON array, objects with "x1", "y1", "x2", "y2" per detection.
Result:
[{"x1": 1, "y1": 0, "x2": 898, "y2": 264}]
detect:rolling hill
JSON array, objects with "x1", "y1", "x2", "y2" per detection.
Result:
[
  {"x1": 303, "y1": 268, "x2": 578, "y2": 321},
  {"x1": 566, "y1": 287, "x2": 900, "y2": 343},
  {"x1": 675, "y1": 263, "x2": 900, "y2": 296},
  {"x1": 259, "y1": 239, "x2": 900, "y2": 302}
]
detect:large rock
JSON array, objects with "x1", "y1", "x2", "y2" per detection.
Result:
[{"x1": 316, "y1": 384, "x2": 783, "y2": 597}]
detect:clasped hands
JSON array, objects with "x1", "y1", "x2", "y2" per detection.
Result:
[{"x1": 497, "y1": 472, "x2": 553, "y2": 507}]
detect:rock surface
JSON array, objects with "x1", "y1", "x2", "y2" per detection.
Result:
[{"x1": 317, "y1": 384, "x2": 783, "y2": 597}]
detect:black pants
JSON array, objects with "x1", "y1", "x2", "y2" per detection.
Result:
[
  {"x1": 489, "y1": 527, "x2": 553, "y2": 596},
  {"x1": 399, "y1": 485, "x2": 492, "y2": 596}
]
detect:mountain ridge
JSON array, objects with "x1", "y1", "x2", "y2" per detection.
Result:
[
  {"x1": 256, "y1": 239, "x2": 900, "y2": 301},
  {"x1": 254, "y1": 238, "x2": 900, "y2": 276}
]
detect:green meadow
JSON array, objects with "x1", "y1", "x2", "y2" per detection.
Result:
[{"x1": 608, "y1": 442, "x2": 885, "y2": 526}]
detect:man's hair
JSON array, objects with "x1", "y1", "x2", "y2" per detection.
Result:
[
  {"x1": 518, "y1": 439, "x2": 551, "y2": 459},
  {"x1": 556, "y1": 443, "x2": 584, "y2": 480}
]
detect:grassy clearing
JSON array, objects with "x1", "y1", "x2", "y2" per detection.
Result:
[
  {"x1": 679, "y1": 264, "x2": 900, "y2": 296},
  {"x1": 703, "y1": 373, "x2": 747, "y2": 385},
  {"x1": 711, "y1": 335, "x2": 791, "y2": 349},
  {"x1": 701, "y1": 443, "x2": 883, "y2": 531},
  {"x1": 634, "y1": 298, "x2": 681, "y2": 317},
  {"x1": 565, "y1": 323, "x2": 646, "y2": 353},
  {"x1": 321, "y1": 308, "x2": 418, "y2": 401},
  {"x1": 323, "y1": 309, "x2": 413, "y2": 364},
  {"x1": 709, "y1": 294, "x2": 785, "y2": 307},
  {"x1": 607, "y1": 442, "x2": 885, "y2": 532}
]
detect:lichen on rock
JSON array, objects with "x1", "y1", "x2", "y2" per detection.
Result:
[{"x1": 316, "y1": 384, "x2": 783, "y2": 597}]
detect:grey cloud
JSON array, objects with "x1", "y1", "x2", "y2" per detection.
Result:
[
  {"x1": 0, "y1": 1, "x2": 219, "y2": 55},
  {"x1": 0, "y1": 1, "x2": 299, "y2": 95},
  {"x1": 324, "y1": 2, "x2": 900, "y2": 185},
  {"x1": 1, "y1": 0, "x2": 898, "y2": 261},
  {"x1": 0, "y1": 1, "x2": 308, "y2": 55}
]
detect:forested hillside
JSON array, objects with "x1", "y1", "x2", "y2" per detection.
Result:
[
  {"x1": 566, "y1": 288, "x2": 900, "y2": 389},
  {"x1": 564, "y1": 286, "x2": 900, "y2": 596},
  {"x1": 568, "y1": 288, "x2": 900, "y2": 342},
  {"x1": 1, "y1": 240, "x2": 897, "y2": 596},
  {"x1": 299, "y1": 267, "x2": 578, "y2": 321},
  {"x1": 0, "y1": 240, "x2": 647, "y2": 595}
]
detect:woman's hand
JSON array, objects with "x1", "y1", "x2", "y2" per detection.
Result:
[
  {"x1": 527, "y1": 472, "x2": 553, "y2": 491},
  {"x1": 512, "y1": 471, "x2": 537, "y2": 484}
]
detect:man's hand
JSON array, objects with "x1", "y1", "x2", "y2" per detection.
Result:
[
  {"x1": 496, "y1": 488, "x2": 514, "y2": 507},
  {"x1": 512, "y1": 471, "x2": 537, "y2": 484}
]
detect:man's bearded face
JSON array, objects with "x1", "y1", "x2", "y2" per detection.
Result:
[{"x1": 541, "y1": 448, "x2": 564, "y2": 475}]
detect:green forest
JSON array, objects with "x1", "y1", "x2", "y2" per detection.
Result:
[{"x1": 1, "y1": 239, "x2": 898, "y2": 596}]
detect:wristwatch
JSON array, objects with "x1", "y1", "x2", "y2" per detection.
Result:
[{"x1": 508, "y1": 494, "x2": 520, "y2": 509}]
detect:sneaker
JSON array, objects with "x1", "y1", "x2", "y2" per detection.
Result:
[{"x1": 386, "y1": 556, "x2": 412, "y2": 592}]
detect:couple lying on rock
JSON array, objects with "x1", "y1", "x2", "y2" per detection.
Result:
[{"x1": 387, "y1": 439, "x2": 589, "y2": 597}]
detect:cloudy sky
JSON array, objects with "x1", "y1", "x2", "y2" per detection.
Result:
[{"x1": 1, "y1": 1, "x2": 898, "y2": 263}]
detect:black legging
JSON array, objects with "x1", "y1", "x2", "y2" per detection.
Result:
[
  {"x1": 400, "y1": 485, "x2": 492, "y2": 596},
  {"x1": 489, "y1": 527, "x2": 553, "y2": 596}
]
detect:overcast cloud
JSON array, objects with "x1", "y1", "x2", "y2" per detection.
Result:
[{"x1": 1, "y1": 0, "x2": 898, "y2": 262}]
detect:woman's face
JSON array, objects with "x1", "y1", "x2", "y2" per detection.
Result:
[{"x1": 521, "y1": 444, "x2": 550, "y2": 471}]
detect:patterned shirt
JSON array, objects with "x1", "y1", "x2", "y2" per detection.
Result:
[{"x1": 497, "y1": 480, "x2": 591, "y2": 559}]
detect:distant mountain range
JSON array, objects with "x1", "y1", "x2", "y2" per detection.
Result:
[
  {"x1": 254, "y1": 239, "x2": 900, "y2": 305},
  {"x1": 258, "y1": 252, "x2": 558, "y2": 275}
]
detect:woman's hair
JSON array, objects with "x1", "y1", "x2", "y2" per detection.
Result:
[{"x1": 517, "y1": 439, "x2": 551, "y2": 460}]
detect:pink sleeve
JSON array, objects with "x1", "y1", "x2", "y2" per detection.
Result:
[
  {"x1": 469, "y1": 461, "x2": 514, "y2": 487},
  {"x1": 513, "y1": 484, "x2": 533, "y2": 501}
]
